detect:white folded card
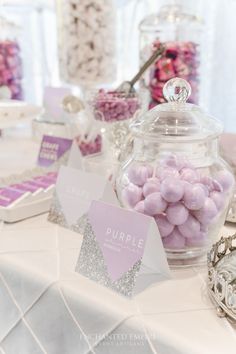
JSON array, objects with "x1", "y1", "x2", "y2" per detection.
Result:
[
  {"x1": 76, "y1": 200, "x2": 171, "y2": 297},
  {"x1": 48, "y1": 165, "x2": 118, "y2": 232}
]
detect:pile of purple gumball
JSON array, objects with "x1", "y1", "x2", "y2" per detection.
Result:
[
  {"x1": 121, "y1": 155, "x2": 234, "y2": 250},
  {"x1": 92, "y1": 89, "x2": 140, "y2": 123}
]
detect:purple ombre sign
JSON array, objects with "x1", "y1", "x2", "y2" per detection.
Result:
[
  {"x1": 88, "y1": 200, "x2": 150, "y2": 282},
  {"x1": 37, "y1": 135, "x2": 73, "y2": 168}
]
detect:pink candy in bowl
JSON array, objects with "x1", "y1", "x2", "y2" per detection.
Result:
[
  {"x1": 90, "y1": 89, "x2": 140, "y2": 123},
  {"x1": 116, "y1": 78, "x2": 234, "y2": 262}
]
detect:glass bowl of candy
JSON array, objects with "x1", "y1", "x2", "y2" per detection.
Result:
[
  {"x1": 139, "y1": 4, "x2": 203, "y2": 108},
  {"x1": 87, "y1": 89, "x2": 143, "y2": 159},
  {"x1": 0, "y1": 16, "x2": 23, "y2": 100},
  {"x1": 116, "y1": 78, "x2": 235, "y2": 262}
]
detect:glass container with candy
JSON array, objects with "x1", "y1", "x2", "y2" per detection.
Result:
[
  {"x1": 116, "y1": 78, "x2": 234, "y2": 263},
  {"x1": 57, "y1": 0, "x2": 117, "y2": 87},
  {"x1": 139, "y1": 4, "x2": 203, "y2": 108},
  {"x1": 86, "y1": 89, "x2": 143, "y2": 160},
  {"x1": 0, "y1": 16, "x2": 23, "y2": 100}
]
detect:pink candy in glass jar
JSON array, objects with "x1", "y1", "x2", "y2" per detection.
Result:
[
  {"x1": 87, "y1": 89, "x2": 142, "y2": 160},
  {"x1": 139, "y1": 5, "x2": 203, "y2": 108},
  {"x1": 0, "y1": 18, "x2": 23, "y2": 100},
  {"x1": 91, "y1": 89, "x2": 140, "y2": 123},
  {"x1": 116, "y1": 78, "x2": 234, "y2": 263}
]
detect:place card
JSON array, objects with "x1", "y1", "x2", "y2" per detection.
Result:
[
  {"x1": 44, "y1": 86, "x2": 71, "y2": 122},
  {"x1": 48, "y1": 165, "x2": 118, "y2": 233},
  {"x1": 37, "y1": 135, "x2": 73, "y2": 168},
  {"x1": 76, "y1": 200, "x2": 171, "y2": 297}
]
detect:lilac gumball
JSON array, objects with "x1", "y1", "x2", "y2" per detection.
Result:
[
  {"x1": 193, "y1": 197, "x2": 218, "y2": 224},
  {"x1": 156, "y1": 166, "x2": 179, "y2": 181},
  {"x1": 162, "y1": 154, "x2": 192, "y2": 171},
  {"x1": 146, "y1": 165, "x2": 154, "y2": 178},
  {"x1": 166, "y1": 202, "x2": 189, "y2": 225},
  {"x1": 212, "y1": 179, "x2": 223, "y2": 193},
  {"x1": 144, "y1": 192, "x2": 167, "y2": 216},
  {"x1": 160, "y1": 177, "x2": 185, "y2": 202},
  {"x1": 183, "y1": 183, "x2": 206, "y2": 210},
  {"x1": 134, "y1": 200, "x2": 145, "y2": 213},
  {"x1": 210, "y1": 191, "x2": 225, "y2": 211},
  {"x1": 155, "y1": 214, "x2": 174, "y2": 237},
  {"x1": 200, "y1": 176, "x2": 214, "y2": 191},
  {"x1": 143, "y1": 180, "x2": 161, "y2": 197},
  {"x1": 128, "y1": 164, "x2": 152, "y2": 186},
  {"x1": 162, "y1": 228, "x2": 186, "y2": 249},
  {"x1": 178, "y1": 214, "x2": 200, "y2": 238},
  {"x1": 215, "y1": 170, "x2": 234, "y2": 192},
  {"x1": 180, "y1": 168, "x2": 199, "y2": 183},
  {"x1": 186, "y1": 231, "x2": 207, "y2": 247},
  {"x1": 194, "y1": 183, "x2": 209, "y2": 197},
  {"x1": 201, "y1": 175, "x2": 224, "y2": 193},
  {"x1": 122, "y1": 183, "x2": 142, "y2": 207}
]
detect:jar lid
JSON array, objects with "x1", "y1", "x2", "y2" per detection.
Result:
[
  {"x1": 139, "y1": 4, "x2": 203, "y2": 30},
  {"x1": 131, "y1": 78, "x2": 223, "y2": 142}
]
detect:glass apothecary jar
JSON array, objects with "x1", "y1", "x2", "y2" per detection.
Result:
[
  {"x1": 57, "y1": 0, "x2": 117, "y2": 87},
  {"x1": 0, "y1": 16, "x2": 23, "y2": 100},
  {"x1": 139, "y1": 4, "x2": 203, "y2": 108},
  {"x1": 116, "y1": 78, "x2": 234, "y2": 262}
]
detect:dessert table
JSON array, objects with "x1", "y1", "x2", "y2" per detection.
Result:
[{"x1": 1, "y1": 134, "x2": 236, "y2": 354}]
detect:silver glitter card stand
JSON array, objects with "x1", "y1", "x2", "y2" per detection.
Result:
[
  {"x1": 75, "y1": 215, "x2": 141, "y2": 298},
  {"x1": 208, "y1": 233, "x2": 236, "y2": 321},
  {"x1": 48, "y1": 192, "x2": 88, "y2": 235}
]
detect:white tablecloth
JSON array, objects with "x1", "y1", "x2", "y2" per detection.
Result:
[{"x1": 0, "y1": 135, "x2": 236, "y2": 354}]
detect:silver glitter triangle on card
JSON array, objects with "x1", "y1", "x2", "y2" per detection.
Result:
[{"x1": 75, "y1": 215, "x2": 141, "y2": 298}]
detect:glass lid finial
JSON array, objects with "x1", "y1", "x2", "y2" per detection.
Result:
[{"x1": 163, "y1": 77, "x2": 192, "y2": 103}]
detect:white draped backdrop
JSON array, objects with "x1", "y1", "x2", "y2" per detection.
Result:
[{"x1": 2, "y1": 0, "x2": 236, "y2": 131}]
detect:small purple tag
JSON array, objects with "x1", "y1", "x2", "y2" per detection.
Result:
[
  {"x1": 0, "y1": 187, "x2": 26, "y2": 207},
  {"x1": 88, "y1": 200, "x2": 150, "y2": 282},
  {"x1": 37, "y1": 135, "x2": 73, "y2": 167}
]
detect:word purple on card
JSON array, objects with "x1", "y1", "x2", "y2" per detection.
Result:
[
  {"x1": 76, "y1": 200, "x2": 171, "y2": 297},
  {"x1": 37, "y1": 135, "x2": 73, "y2": 168}
]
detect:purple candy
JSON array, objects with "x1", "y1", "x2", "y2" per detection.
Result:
[
  {"x1": 183, "y1": 183, "x2": 206, "y2": 210},
  {"x1": 156, "y1": 166, "x2": 179, "y2": 181},
  {"x1": 200, "y1": 176, "x2": 223, "y2": 193},
  {"x1": 186, "y1": 231, "x2": 207, "y2": 247},
  {"x1": 210, "y1": 191, "x2": 225, "y2": 210},
  {"x1": 134, "y1": 200, "x2": 145, "y2": 213},
  {"x1": 155, "y1": 214, "x2": 174, "y2": 237},
  {"x1": 166, "y1": 202, "x2": 189, "y2": 225},
  {"x1": 128, "y1": 165, "x2": 152, "y2": 186},
  {"x1": 121, "y1": 183, "x2": 142, "y2": 207},
  {"x1": 162, "y1": 228, "x2": 186, "y2": 249},
  {"x1": 193, "y1": 197, "x2": 218, "y2": 224},
  {"x1": 180, "y1": 168, "x2": 199, "y2": 183},
  {"x1": 160, "y1": 177, "x2": 185, "y2": 203},
  {"x1": 162, "y1": 154, "x2": 192, "y2": 171},
  {"x1": 144, "y1": 192, "x2": 167, "y2": 216},
  {"x1": 178, "y1": 214, "x2": 200, "y2": 238},
  {"x1": 143, "y1": 180, "x2": 161, "y2": 197},
  {"x1": 215, "y1": 170, "x2": 234, "y2": 192}
]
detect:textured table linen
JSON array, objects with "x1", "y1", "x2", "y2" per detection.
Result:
[{"x1": 0, "y1": 136, "x2": 236, "y2": 354}]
